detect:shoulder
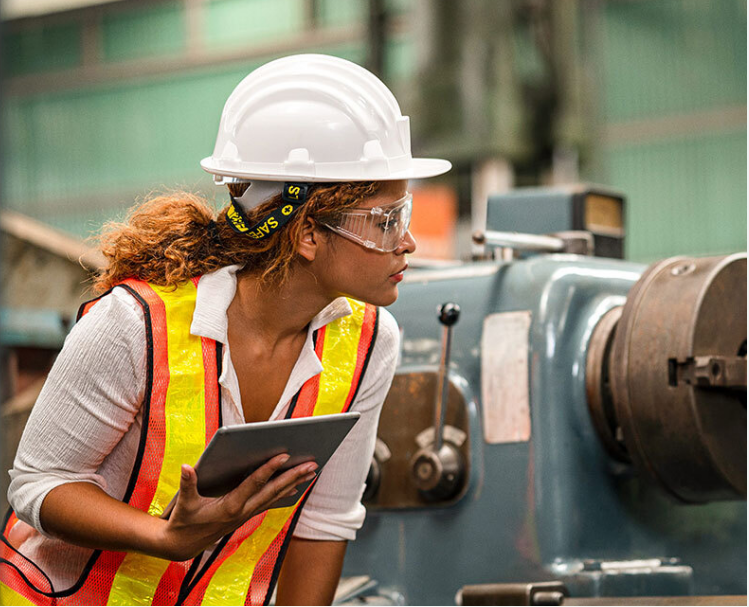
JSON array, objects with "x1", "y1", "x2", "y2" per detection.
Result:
[
  {"x1": 71, "y1": 287, "x2": 148, "y2": 355},
  {"x1": 77, "y1": 287, "x2": 144, "y2": 329}
]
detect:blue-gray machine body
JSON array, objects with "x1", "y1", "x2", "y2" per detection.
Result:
[{"x1": 340, "y1": 187, "x2": 747, "y2": 605}]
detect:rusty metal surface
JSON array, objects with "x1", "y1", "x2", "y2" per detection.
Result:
[
  {"x1": 585, "y1": 305, "x2": 627, "y2": 461},
  {"x1": 671, "y1": 355, "x2": 747, "y2": 388},
  {"x1": 563, "y1": 597, "x2": 747, "y2": 606},
  {"x1": 363, "y1": 370, "x2": 470, "y2": 509},
  {"x1": 608, "y1": 254, "x2": 747, "y2": 502},
  {"x1": 457, "y1": 582, "x2": 568, "y2": 606},
  {"x1": 458, "y1": 580, "x2": 744, "y2": 606}
]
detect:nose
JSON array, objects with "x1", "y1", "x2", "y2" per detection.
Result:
[{"x1": 396, "y1": 230, "x2": 417, "y2": 255}]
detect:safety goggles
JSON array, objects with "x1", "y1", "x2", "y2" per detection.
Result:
[{"x1": 319, "y1": 192, "x2": 413, "y2": 253}]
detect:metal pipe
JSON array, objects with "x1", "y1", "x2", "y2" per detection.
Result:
[{"x1": 476, "y1": 230, "x2": 566, "y2": 252}]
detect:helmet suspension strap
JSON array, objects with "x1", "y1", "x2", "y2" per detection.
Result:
[{"x1": 226, "y1": 183, "x2": 311, "y2": 240}]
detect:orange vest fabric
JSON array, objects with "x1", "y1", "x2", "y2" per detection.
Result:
[{"x1": 0, "y1": 278, "x2": 378, "y2": 606}]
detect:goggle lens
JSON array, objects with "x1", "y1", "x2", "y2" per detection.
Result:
[{"x1": 322, "y1": 193, "x2": 413, "y2": 252}]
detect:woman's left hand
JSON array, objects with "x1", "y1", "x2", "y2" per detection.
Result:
[{"x1": 160, "y1": 454, "x2": 318, "y2": 561}]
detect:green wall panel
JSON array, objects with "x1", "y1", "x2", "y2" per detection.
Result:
[
  {"x1": 4, "y1": 22, "x2": 81, "y2": 77},
  {"x1": 603, "y1": 129, "x2": 747, "y2": 262},
  {"x1": 3, "y1": 69, "x2": 243, "y2": 234},
  {"x1": 597, "y1": 0, "x2": 747, "y2": 262},
  {"x1": 385, "y1": 36, "x2": 415, "y2": 81},
  {"x1": 102, "y1": 1, "x2": 186, "y2": 62},
  {"x1": 316, "y1": 0, "x2": 366, "y2": 27},
  {"x1": 385, "y1": 0, "x2": 413, "y2": 16},
  {"x1": 602, "y1": 0, "x2": 747, "y2": 122},
  {"x1": 204, "y1": 0, "x2": 306, "y2": 49},
  {"x1": 3, "y1": 45, "x2": 366, "y2": 238}
]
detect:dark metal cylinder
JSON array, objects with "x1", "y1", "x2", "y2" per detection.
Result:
[{"x1": 603, "y1": 254, "x2": 747, "y2": 502}]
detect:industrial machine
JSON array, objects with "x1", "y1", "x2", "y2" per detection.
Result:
[{"x1": 337, "y1": 186, "x2": 747, "y2": 606}]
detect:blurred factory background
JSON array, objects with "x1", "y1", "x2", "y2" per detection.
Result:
[
  {"x1": 1, "y1": 0, "x2": 746, "y2": 261},
  {"x1": 0, "y1": 1, "x2": 746, "y2": 603}
]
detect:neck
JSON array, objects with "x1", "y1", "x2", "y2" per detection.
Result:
[{"x1": 228, "y1": 263, "x2": 334, "y2": 346}]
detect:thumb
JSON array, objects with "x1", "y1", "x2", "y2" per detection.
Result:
[{"x1": 178, "y1": 464, "x2": 200, "y2": 501}]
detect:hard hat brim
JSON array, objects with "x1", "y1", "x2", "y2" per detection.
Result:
[{"x1": 200, "y1": 157, "x2": 452, "y2": 183}]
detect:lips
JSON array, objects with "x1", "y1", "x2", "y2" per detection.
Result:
[
  {"x1": 389, "y1": 263, "x2": 408, "y2": 283},
  {"x1": 390, "y1": 263, "x2": 408, "y2": 277}
]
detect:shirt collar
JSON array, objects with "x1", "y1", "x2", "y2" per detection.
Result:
[{"x1": 190, "y1": 265, "x2": 354, "y2": 343}]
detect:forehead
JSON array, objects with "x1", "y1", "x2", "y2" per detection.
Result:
[{"x1": 358, "y1": 180, "x2": 408, "y2": 209}]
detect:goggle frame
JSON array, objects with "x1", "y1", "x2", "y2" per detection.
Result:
[{"x1": 319, "y1": 192, "x2": 413, "y2": 253}]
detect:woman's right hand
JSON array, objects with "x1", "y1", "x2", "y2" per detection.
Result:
[{"x1": 162, "y1": 454, "x2": 317, "y2": 561}]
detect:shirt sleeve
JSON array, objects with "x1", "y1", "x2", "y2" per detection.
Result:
[
  {"x1": 7, "y1": 288, "x2": 147, "y2": 534},
  {"x1": 292, "y1": 307, "x2": 400, "y2": 541}
]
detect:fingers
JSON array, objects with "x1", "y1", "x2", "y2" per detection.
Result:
[
  {"x1": 219, "y1": 456, "x2": 319, "y2": 521},
  {"x1": 273, "y1": 463, "x2": 319, "y2": 489},
  {"x1": 166, "y1": 458, "x2": 318, "y2": 554},
  {"x1": 239, "y1": 453, "x2": 291, "y2": 496},
  {"x1": 246, "y1": 463, "x2": 319, "y2": 514},
  {"x1": 275, "y1": 469, "x2": 318, "y2": 500},
  {"x1": 271, "y1": 478, "x2": 308, "y2": 504},
  {"x1": 178, "y1": 464, "x2": 200, "y2": 503}
]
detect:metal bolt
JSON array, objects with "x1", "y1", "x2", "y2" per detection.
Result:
[
  {"x1": 417, "y1": 462, "x2": 433, "y2": 480},
  {"x1": 671, "y1": 263, "x2": 696, "y2": 276},
  {"x1": 472, "y1": 231, "x2": 486, "y2": 244}
]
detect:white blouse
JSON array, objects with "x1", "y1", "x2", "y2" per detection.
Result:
[{"x1": 8, "y1": 265, "x2": 399, "y2": 587}]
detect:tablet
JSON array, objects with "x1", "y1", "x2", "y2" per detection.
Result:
[{"x1": 161, "y1": 411, "x2": 360, "y2": 519}]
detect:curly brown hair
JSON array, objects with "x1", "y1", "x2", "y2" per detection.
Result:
[{"x1": 94, "y1": 182, "x2": 381, "y2": 293}]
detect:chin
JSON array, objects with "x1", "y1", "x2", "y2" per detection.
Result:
[
  {"x1": 353, "y1": 287, "x2": 399, "y2": 307},
  {"x1": 376, "y1": 286, "x2": 399, "y2": 307}
]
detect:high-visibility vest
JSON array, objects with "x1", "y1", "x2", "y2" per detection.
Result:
[{"x1": 0, "y1": 278, "x2": 378, "y2": 606}]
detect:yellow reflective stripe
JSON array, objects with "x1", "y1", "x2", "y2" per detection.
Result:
[
  {"x1": 108, "y1": 558, "x2": 172, "y2": 606},
  {"x1": 201, "y1": 506, "x2": 297, "y2": 606},
  {"x1": 147, "y1": 282, "x2": 207, "y2": 515},
  {"x1": 108, "y1": 281, "x2": 206, "y2": 606},
  {"x1": 1, "y1": 582, "x2": 36, "y2": 606},
  {"x1": 314, "y1": 299, "x2": 365, "y2": 416}
]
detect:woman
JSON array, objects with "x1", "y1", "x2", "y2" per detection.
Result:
[{"x1": 1, "y1": 54, "x2": 450, "y2": 606}]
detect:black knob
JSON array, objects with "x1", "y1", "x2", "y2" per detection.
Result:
[{"x1": 438, "y1": 303, "x2": 461, "y2": 326}]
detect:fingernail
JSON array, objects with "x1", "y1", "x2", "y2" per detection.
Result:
[
  {"x1": 279, "y1": 454, "x2": 291, "y2": 464},
  {"x1": 302, "y1": 472, "x2": 317, "y2": 482},
  {"x1": 181, "y1": 465, "x2": 190, "y2": 480},
  {"x1": 289, "y1": 488, "x2": 298, "y2": 495},
  {"x1": 304, "y1": 462, "x2": 318, "y2": 473}
]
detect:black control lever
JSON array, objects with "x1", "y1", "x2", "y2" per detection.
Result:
[
  {"x1": 410, "y1": 303, "x2": 465, "y2": 500},
  {"x1": 433, "y1": 303, "x2": 460, "y2": 452}
]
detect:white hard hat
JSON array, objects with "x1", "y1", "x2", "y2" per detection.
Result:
[{"x1": 201, "y1": 54, "x2": 451, "y2": 183}]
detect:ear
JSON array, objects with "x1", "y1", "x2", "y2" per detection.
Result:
[{"x1": 297, "y1": 216, "x2": 321, "y2": 262}]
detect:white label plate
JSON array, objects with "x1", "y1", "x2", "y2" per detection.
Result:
[{"x1": 481, "y1": 310, "x2": 532, "y2": 444}]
